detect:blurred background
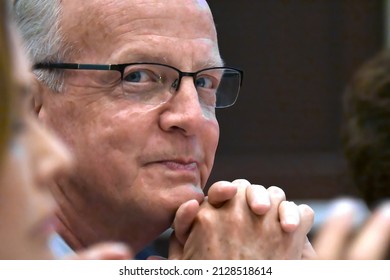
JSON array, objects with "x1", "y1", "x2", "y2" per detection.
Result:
[
  {"x1": 207, "y1": 0, "x2": 384, "y2": 200},
  {"x1": 152, "y1": 0, "x2": 387, "y2": 256}
]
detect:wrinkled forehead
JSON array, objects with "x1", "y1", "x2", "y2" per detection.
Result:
[{"x1": 61, "y1": 0, "x2": 220, "y2": 63}]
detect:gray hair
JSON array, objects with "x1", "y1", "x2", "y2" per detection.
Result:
[{"x1": 13, "y1": 0, "x2": 70, "y2": 92}]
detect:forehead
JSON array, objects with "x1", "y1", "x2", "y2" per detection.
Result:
[{"x1": 62, "y1": 0, "x2": 221, "y2": 66}]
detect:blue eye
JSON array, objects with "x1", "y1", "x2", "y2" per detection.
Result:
[
  {"x1": 124, "y1": 71, "x2": 145, "y2": 82},
  {"x1": 123, "y1": 68, "x2": 163, "y2": 85},
  {"x1": 196, "y1": 77, "x2": 213, "y2": 89}
]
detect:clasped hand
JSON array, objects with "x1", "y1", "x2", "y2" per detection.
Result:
[{"x1": 169, "y1": 179, "x2": 315, "y2": 260}]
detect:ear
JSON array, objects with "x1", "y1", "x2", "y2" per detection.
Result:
[{"x1": 30, "y1": 77, "x2": 44, "y2": 117}]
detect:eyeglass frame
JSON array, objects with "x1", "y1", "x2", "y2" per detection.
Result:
[{"x1": 33, "y1": 62, "x2": 244, "y2": 108}]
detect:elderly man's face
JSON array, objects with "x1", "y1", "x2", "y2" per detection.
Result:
[{"x1": 39, "y1": 0, "x2": 221, "y2": 249}]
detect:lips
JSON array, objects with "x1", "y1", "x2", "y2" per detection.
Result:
[
  {"x1": 159, "y1": 160, "x2": 198, "y2": 171},
  {"x1": 143, "y1": 157, "x2": 205, "y2": 201}
]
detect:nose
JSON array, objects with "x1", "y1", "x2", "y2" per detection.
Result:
[
  {"x1": 29, "y1": 118, "x2": 73, "y2": 187},
  {"x1": 160, "y1": 77, "x2": 213, "y2": 135}
]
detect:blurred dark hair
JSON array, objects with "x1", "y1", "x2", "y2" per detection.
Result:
[{"x1": 342, "y1": 50, "x2": 390, "y2": 208}]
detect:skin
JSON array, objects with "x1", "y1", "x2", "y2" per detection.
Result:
[
  {"x1": 0, "y1": 30, "x2": 72, "y2": 259},
  {"x1": 33, "y1": 0, "x2": 314, "y2": 256},
  {"x1": 0, "y1": 116, "x2": 63, "y2": 259},
  {"x1": 170, "y1": 182, "x2": 315, "y2": 259}
]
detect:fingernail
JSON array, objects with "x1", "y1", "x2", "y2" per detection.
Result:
[
  {"x1": 255, "y1": 193, "x2": 270, "y2": 207},
  {"x1": 327, "y1": 198, "x2": 359, "y2": 217},
  {"x1": 285, "y1": 215, "x2": 299, "y2": 225}
]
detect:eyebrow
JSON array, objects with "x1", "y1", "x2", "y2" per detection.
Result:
[
  {"x1": 118, "y1": 50, "x2": 225, "y2": 70},
  {"x1": 199, "y1": 57, "x2": 225, "y2": 69}
]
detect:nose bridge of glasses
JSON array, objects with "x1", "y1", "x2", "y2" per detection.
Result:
[{"x1": 172, "y1": 71, "x2": 198, "y2": 92}]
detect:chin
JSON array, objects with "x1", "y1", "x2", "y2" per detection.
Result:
[{"x1": 173, "y1": 184, "x2": 205, "y2": 205}]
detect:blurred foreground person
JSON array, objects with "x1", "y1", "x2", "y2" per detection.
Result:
[{"x1": 0, "y1": 1, "x2": 132, "y2": 259}]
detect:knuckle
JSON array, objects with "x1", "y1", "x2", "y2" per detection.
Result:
[
  {"x1": 284, "y1": 201, "x2": 298, "y2": 210},
  {"x1": 298, "y1": 204, "x2": 315, "y2": 220},
  {"x1": 208, "y1": 181, "x2": 234, "y2": 197},
  {"x1": 251, "y1": 184, "x2": 266, "y2": 191},
  {"x1": 209, "y1": 180, "x2": 233, "y2": 190},
  {"x1": 232, "y1": 178, "x2": 251, "y2": 187},
  {"x1": 267, "y1": 186, "x2": 286, "y2": 200},
  {"x1": 195, "y1": 209, "x2": 215, "y2": 226}
]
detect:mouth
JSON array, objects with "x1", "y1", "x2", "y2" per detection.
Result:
[
  {"x1": 158, "y1": 160, "x2": 198, "y2": 171},
  {"x1": 143, "y1": 157, "x2": 203, "y2": 187}
]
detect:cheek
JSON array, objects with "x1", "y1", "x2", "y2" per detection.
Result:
[
  {"x1": 201, "y1": 119, "x2": 219, "y2": 182},
  {"x1": 95, "y1": 108, "x2": 154, "y2": 160},
  {"x1": 208, "y1": 121, "x2": 219, "y2": 156},
  {"x1": 71, "y1": 107, "x2": 154, "y2": 187},
  {"x1": 0, "y1": 152, "x2": 34, "y2": 243}
]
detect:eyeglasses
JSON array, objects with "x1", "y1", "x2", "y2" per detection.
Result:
[{"x1": 34, "y1": 62, "x2": 243, "y2": 108}]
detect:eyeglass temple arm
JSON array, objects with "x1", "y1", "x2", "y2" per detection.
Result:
[{"x1": 33, "y1": 63, "x2": 114, "y2": 71}]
